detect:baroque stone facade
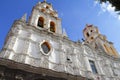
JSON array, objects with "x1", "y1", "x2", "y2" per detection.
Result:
[{"x1": 0, "y1": 1, "x2": 120, "y2": 80}]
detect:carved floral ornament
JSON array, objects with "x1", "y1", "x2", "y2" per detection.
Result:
[
  {"x1": 39, "y1": 40, "x2": 52, "y2": 55},
  {"x1": 84, "y1": 45, "x2": 92, "y2": 55}
]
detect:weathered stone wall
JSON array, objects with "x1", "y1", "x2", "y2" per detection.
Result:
[{"x1": 1, "y1": 20, "x2": 120, "y2": 80}]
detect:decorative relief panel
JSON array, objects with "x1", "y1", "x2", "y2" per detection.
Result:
[
  {"x1": 84, "y1": 45, "x2": 93, "y2": 56},
  {"x1": 19, "y1": 30, "x2": 31, "y2": 38},
  {"x1": 2, "y1": 51, "x2": 11, "y2": 59},
  {"x1": 12, "y1": 54, "x2": 26, "y2": 63},
  {"x1": 22, "y1": 40, "x2": 30, "y2": 54},
  {"x1": 13, "y1": 38, "x2": 25, "y2": 53},
  {"x1": 12, "y1": 26, "x2": 20, "y2": 34},
  {"x1": 8, "y1": 37, "x2": 17, "y2": 49},
  {"x1": 66, "y1": 63, "x2": 74, "y2": 75},
  {"x1": 40, "y1": 56, "x2": 49, "y2": 68}
]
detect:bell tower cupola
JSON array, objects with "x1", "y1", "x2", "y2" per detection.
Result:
[
  {"x1": 83, "y1": 24, "x2": 99, "y2": 43},
  {"x1": 28, "y1": 0, "x2": 62, "y2": 34}
]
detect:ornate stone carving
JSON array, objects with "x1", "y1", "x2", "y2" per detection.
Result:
[{"x1": 8, "y1": 37, "x2": 17, "y2": 49}]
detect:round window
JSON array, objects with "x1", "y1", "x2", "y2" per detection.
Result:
[{"x1": 41, "y1": 42, "x2": 51, "y2": 54}]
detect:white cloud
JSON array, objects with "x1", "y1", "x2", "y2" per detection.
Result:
[
  {"x1": 118, "y1": 16, "x2": 120, "y2": 20},
  {"x1": 107, "y1": 4, "x2": 115, "y2": 12},
  {"x1": 100, "y1": 2, "x2": 115, "y2": 14},
  {"x1": 94, "y1": 1, "x2": 98, "y2": 6},
  {"x1": 95, "y1": 1, "x2": 120, "y2": 20}
]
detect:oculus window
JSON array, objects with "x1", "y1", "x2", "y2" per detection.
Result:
[{"x1": 41, "y1": 42, "x2": 51, "y2": 54}]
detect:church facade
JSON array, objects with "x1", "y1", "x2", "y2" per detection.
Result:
[{"x1": 0, "y1": 1, "x2": 120, "y2": 80}]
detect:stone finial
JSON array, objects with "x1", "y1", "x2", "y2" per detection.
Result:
[
  {"x1": 20, "y1": 13, "x2": 27, "y2": 22},
  {"x1": 63, "y1": 28, "x2": 68, "y2": 37}
]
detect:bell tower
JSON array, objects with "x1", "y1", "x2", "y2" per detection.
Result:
[
  {"x1": 28, "y1": 1, "x2": 62, "y2": 34},
  {"x1": 0, "y1": 0, "x2": 67, "y2": 69},
  {"x1": 83, "y1": 24, "x2": 119, "y2": 57}
]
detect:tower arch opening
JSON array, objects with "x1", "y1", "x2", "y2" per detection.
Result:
[
  {"x1": 50, "y1": 21, "x2": 56, "y2": 33},
  {"x1": 37, "y1": 17, "x2": 44, "y2": 28}
]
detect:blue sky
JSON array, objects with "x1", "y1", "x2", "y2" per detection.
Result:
[{"x1": 0, "y1": 0, "x2": 120, "y2": 53}]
